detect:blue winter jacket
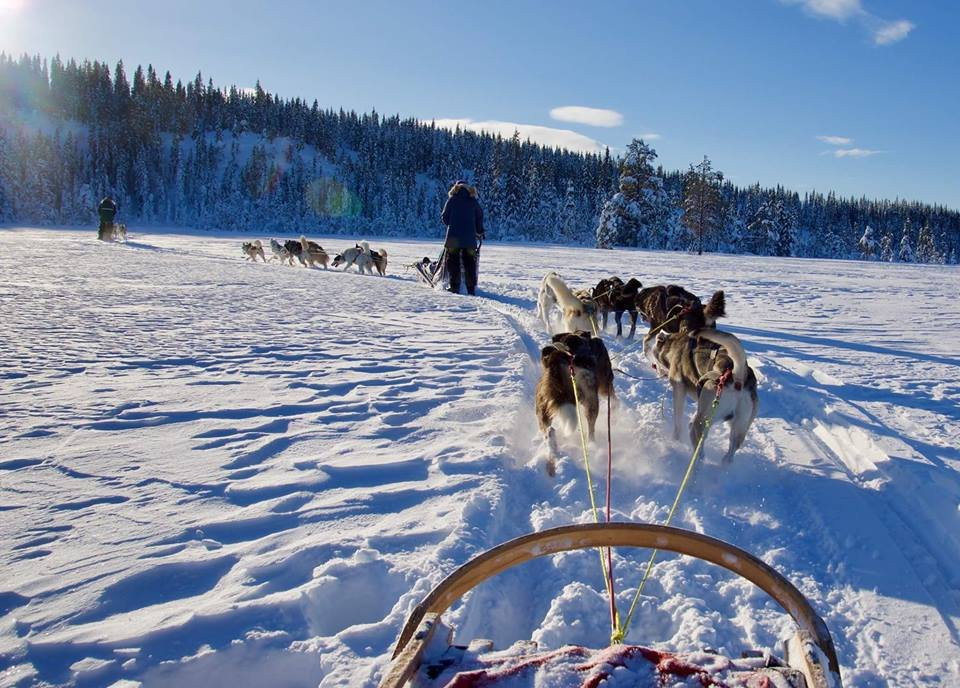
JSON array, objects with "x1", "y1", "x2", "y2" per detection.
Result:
[{"x1": 441, "y1": 183, "x2": 484, "y2": 250}]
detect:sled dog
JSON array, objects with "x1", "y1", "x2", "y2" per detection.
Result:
[
  {"x1": 269, "y1": 238, "x2": 295, "y2": 265},
  {"x1": 283, "y1": 239, "x2": 308, "y2": 266},
  {"x1": 535, "y1": 331, "x2": 614, "y2": 476},
  {"x1": 536, "y1": 272, "x2": 596, "y2": 335},
  {"x1": 242, "y1": 239, "x2": 266, "y2": 262},
  {"x1": 332, "y1": 241, "x2": 379, "y2": 274},
  {"x1": 112, "y1": 223, "x2": 128, "y2": 242},
  {"x1": 359, "y1": 240, "x2": 388, "y2": 276},
  {"x1": 637, "y1": 284, "x2": 701, "y2": 335},
  {"x1": 593, "y1": 276, "x2": 644, "y2": 338},
  {"x1": 299, "y1": 235, "x2": 330, "y2": 269},
  {"x1": 648, "y1": 291, "x2": 758, "y2": 463}
]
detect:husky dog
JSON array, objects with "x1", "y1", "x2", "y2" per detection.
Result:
[
  {"x1": 535, "y1": 331, "x2": 614, "y2": 476},
  {"x1": 358, "y1": 240, "x2": 388, "y2": 276},
  {"x1": 269, "y1": 238, "x2": 295, "y2": 265},
  {"x1": 593, "y1": 277, "x2": 644, "y2": 338},
  {"x1": 536, "y1": 272, "x2": 596, "y2": 335},
  {"x1": 638, "y1": 284, "x2": 701, "y2": 335},
  {"x1": 592, "y1": 277, "x2": 624, "y2": 331},
  {"x1": 648, "y1": 291, "x2": 758, "y2": 463},
  {"x1": 112, "y1": 223, "x2": 128, "y2": 242},
  {"x1": 242, "y1": 239, "x2": 266, "y2": 262},
  {"x1": 332, "y1": 241, "x2": 377, "y2": 274},
  {"x1": 283, "y1": 239, "x2": 308, "y2": 266},
  {"x1": 299, "y1": 235, "x2": 330, "y2": 269}
]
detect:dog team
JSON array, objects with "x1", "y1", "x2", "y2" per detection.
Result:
[
  {"x1": 535, "y1": 272, "x2": 758, "y2": 477},
  {"x1": 241, "y1": 236, "x2": 388, "y2": 276}
]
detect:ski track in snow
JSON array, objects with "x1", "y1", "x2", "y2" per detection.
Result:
[{"x1": 0, "y1": 226, "x2": 958, "y2": 687}]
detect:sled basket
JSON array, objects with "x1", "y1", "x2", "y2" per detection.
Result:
[
  {"x1": 413, "y1": 249, "x2": 447, "y2": 289},
  {"x1": 379, "y1": 523, "x2": 842, "y2": 688}
]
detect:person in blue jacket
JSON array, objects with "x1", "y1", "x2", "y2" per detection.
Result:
[
  {"x1": 440, "y1": 181, "x2": 484, "y2": 295},
  {"x1": 97, "y1": 196, "x2": 118, "y2": 240}
]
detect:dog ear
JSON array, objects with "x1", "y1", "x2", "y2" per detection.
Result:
[
  {"x1": 540, "y1": 345, "x2": 561, "y2": 366},
  {"x1": 705, "y1": 290, "x2": 726, "y2": 320}
]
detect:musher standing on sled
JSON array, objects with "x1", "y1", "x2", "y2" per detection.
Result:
[
  {"x1": 440, "y1": 181, "x2": 484, "y2": 295},
  {"x1": 97, "y1": 196, "x2": 118, "y2": 241}
]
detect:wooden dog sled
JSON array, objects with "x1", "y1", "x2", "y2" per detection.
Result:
[{"x1": 379, "y1": 523, "x2": 842, "y2": 687}]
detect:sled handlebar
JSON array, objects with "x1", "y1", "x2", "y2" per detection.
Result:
[{"x1": 391, "y1": 523, "x2": 840, "y2": 680}]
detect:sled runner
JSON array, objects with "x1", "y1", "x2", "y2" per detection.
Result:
[{"x1": 379, "y1": 523, "x2": 842, "y2": 688}]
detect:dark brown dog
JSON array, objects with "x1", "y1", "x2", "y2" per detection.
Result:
[
  {"x1": 637, "y1": 284, "x2": 702, "y2": 336},
  {"x1": 649, "y1": 291, "x2": 758, "y2": 463},
  {"x1": 535, "y1": 331, "x2": 614, "y2": 476}
]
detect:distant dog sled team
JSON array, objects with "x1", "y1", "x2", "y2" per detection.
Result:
[{"x1": 94, "y1": 185, "x2": 756, "y2": 474}]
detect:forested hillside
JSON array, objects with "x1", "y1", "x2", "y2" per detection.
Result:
[{"x1": 1, "y1": 53, "x2": 956, "y2": 262}]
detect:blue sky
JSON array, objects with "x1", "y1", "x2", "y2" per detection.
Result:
[{"x1": 2, "y1": 0, "x2": 957, "y2": 208}]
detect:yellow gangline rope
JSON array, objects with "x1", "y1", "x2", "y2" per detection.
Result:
[{"x1": 611, "y1": 394, "x2": 721, "y2": 644}]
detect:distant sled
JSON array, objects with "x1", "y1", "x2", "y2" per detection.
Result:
[
  {"x1": 378, "y1": 524, "x2": 843, "y2": 688},
  {"x1": 412, "y1": 249, "x2": 448, "y2": 290}
]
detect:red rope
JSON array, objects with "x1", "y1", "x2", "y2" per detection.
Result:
[{"x1": 605, "y1": 392, "x2": 617, "y2": 631}]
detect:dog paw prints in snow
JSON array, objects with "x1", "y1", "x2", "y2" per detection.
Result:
[{"x1": 301, "y1": 549, "x2": 408, "y2": 637}]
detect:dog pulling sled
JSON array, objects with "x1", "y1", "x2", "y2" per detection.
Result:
[{"x1": 379, "y1": 523, "x2": 842, "y2": 688}]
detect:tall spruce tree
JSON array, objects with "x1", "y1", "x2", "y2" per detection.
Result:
[
  {"x1": 595, "y1": 139, "x2": 667, "y2": 248},
  {"x1": 681, "y1": 155, "x2": 723, "y2": 254}
]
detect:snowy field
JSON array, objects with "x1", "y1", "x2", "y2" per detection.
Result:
[{"x1": 1, "y1": 226, "x2": 958, "y2": 687}]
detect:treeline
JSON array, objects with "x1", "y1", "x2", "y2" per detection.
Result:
[{"x1": 0, "y1": 53, "x2": 956, "y2": 262}]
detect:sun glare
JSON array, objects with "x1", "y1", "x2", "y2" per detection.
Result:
[{"x1": 0, "y1": 0, "x2": 25, "y2": 13}]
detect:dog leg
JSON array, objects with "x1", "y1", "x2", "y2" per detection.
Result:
[
  {"x1": 671, "y1": 381, "x2": 686, "y2": 441},
  {"x1": 545, "y1": 426, "x2": 559, "y2": 477},
  {"x1": 614, "y1": 310, "x2": 624, "y2": 337},
  {"x1": 723, "y1": 397, "x2": 755, "y2": 464},
  {"x1": 627, "y1": 311, "x2": 638, "y2": 339},
  {"x1": 601, "y1": 311, "x2": 609, "y2": 331},
  {"x1": 689, "y1": 390, "x2": 714, "y2": 453}
]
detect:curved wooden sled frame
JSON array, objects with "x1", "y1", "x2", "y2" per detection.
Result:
[{"x1": 382, "y1": 523, "x2": 841, "y2": 688}]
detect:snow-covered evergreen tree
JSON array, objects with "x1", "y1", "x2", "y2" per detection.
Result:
[
  {"x1": 898, "y1": 219, "x2": 915, "y2": 263},
  {"x1": 915, "y1": 223, "x2": 941, "y2": 264},
  {"x1": 595, "y1": 139, "x2": 668, "y2": 248},
  {"x1": 858, "y1": 225, "x2": 877, "y2": 260},
  {"x1": 879, "y1": 232, "x2": 894, "y2": 262}
]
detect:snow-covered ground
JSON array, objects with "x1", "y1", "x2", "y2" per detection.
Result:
[{"x1": 1, "y1": 226, "x2": 958, "y2": 687}]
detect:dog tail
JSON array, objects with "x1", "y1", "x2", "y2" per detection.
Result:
[
  {"x1": 359, "y1": 240, "x2": 370, "y2": 252},
  {"x1": 691, "y1": 328, "x2": 748, "y2": 386},
  {"x1": 378, "y1": 248, "x2": 387, "y2": 258},
  {"x1": 254, "y1": 239, "x2": 262, "y2": 248}
]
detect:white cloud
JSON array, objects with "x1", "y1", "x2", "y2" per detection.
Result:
[
  {"x1": 782, "y1": 0, "x2": 913, "y2": 46},
  {"x1": 639, "y1": 132, "x2": 662, "y2": 141},
  {"x1": 791, "y1": 0, "x2": 862, "y2": 20},
  {"x1": 817, "y1": 135, "x2": 853, "y2": 145},
  {"x1": 873, "y1": 19, "x2": 914, "y2": 45},
  {"x1": 428, "y1": 118, "x2": 606, "y2": 154},
  {"x1": 833, "y1": 147, "x2": 882, "y2": 158},
  {"x1": 549, "y1": 106, "x2": 623, "y2": 128}
]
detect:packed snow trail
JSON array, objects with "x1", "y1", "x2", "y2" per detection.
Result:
[{"x1": 0, "y1": 227, "x2": 958, "y2": 687}]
